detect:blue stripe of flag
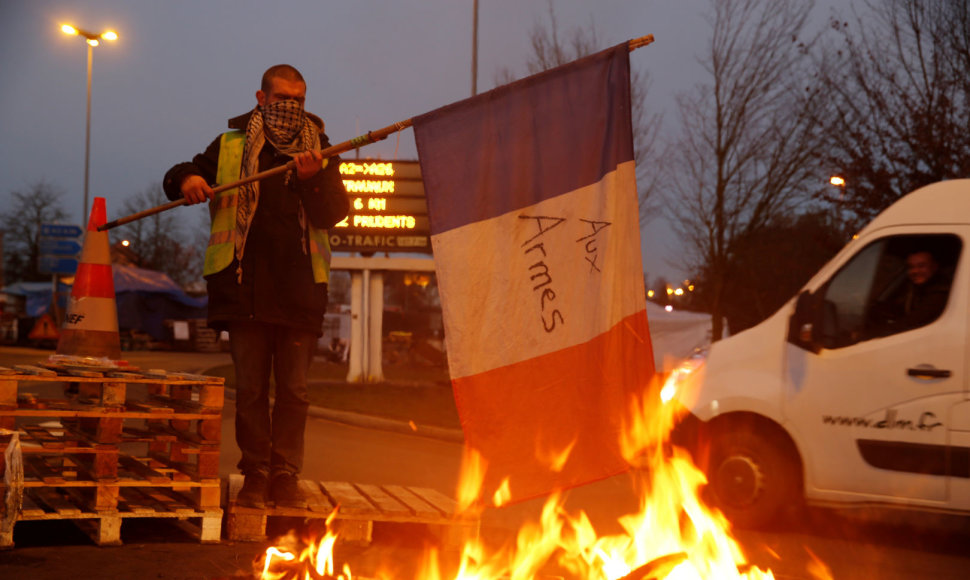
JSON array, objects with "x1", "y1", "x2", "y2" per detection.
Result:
[{"x1": 414, "y1": 43, "x2": 633, "y2": 235}]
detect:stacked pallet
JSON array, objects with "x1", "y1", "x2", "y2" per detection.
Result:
[{"x1": 0, "y1": 361, "x2": 224, "y2": 547}]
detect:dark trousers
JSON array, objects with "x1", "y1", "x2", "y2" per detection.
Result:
[{"x1": 228, "y1": 320, "x2": 315, "y2": 476}]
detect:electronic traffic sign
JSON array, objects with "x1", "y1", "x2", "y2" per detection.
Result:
[{"x1": 329, "y1": 160, "x2": 431, "y2": 254}]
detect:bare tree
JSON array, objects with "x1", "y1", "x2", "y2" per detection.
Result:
[
  {"x1": 115, "y1": 184, "x2": 205, "y2": 286},
  {"x1": 1, "y1": 180, "x2": 70, "y2": 283},
  {"x1": 715, "y1": 211, "x2": 843, "y2": 333},
  {"x1": 945, "y1": 2, "x2": 970, "y2": 90},
  {"x1": 668, "y1": 0, "x2": 826, "y2": 340},
  {"x1": 495, "y1": 1, "x2": 663, "y2": 224},
  {"x1": 816, "y1": 0, "x2": 970, "y2": 226}
]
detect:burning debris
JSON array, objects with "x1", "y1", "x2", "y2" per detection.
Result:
[
  {"x1": 254, "y1": 513, "x2": 348, "y2": 580},
  {"x1": 250, "y1": 384, "x2": 833, "y2": 580}
]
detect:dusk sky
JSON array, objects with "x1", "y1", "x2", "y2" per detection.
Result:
[{"x1": 0, "y1": 0, "x2": 835, "y2": 284}]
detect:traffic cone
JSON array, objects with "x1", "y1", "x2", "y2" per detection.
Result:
[{"x1": 56, "y1": 197, "x2": 121, "y2": 360}]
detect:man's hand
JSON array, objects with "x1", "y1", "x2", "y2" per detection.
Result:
[
  {"x1": 181, "y1": 174, "x2": 213, "y2": 205},
  {"x1": 294, "y1": 150, "x2": 324, "y2": 180}
]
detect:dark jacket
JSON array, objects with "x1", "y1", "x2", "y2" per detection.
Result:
[
  {"x1": 163, "y1": 111, "x2": 349, "y2": 335},
  {"x1": 868, "y1": 271, "x2": 951, "y2": 338}
]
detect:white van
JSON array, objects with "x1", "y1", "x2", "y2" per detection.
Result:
[{"x1": 666, "y1": 179, "x2": 970, "y2": 528}]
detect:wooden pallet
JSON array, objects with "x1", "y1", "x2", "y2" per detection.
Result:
[
  {"x1": 0, "y1": 362, "x2": 225, "y2": 547},
  {"x1": 225, "y1": 475, "x2": 480, "y2": 548},
  {"x1": 4, "y1": 464, "x2": 222, "y2": 546}
]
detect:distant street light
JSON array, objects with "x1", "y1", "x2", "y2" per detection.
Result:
[
  {"x1": 61, "y1": 23, "x2": 119, "y2": 218},
  {"x1": 829, "y1": 175, "x2": 847, "y2": 204}
]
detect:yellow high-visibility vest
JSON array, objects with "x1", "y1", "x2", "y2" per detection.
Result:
[{"x1": 204, "y1": 131, "x2": 332, "y2": 283}]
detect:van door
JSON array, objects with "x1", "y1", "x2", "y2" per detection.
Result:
[{"x1": 784, "y1": 231, "x2": 966, "y2": 504}]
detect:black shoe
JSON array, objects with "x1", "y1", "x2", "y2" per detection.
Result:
[
  {"x1": 270, "y1": 472, "x2": 307, "y2": 509},
  {"x1": 236, "y1": 472, "x2": 268, "y2": 509}
]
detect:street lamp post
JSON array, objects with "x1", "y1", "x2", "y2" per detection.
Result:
[
  {"x1": 471, "y1": 0, "x2": 479, "y2": 97},
  {"x1": 61, "y1": 24, "x2": 118, "y2": 218}
]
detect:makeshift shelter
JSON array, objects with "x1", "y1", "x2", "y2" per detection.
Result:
[
  {"x1": 1, "y1": 264, "x2": 206, "y2": 344},
  {"x1": 112, "y1": 264, "x2": 207, "y2": 341},
  {"x1": 1, "y1": 280, "x2": 72, "y2": 318}
]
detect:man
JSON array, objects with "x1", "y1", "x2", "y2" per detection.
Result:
[
  {"x1": 871, "y1": 249, "x2": 950, "y2": 336},
  {"x1": 163, "y1": 65, "x2": 349, "y2": 508}
]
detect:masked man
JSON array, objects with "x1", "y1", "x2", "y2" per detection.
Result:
[{"x1": 163, "y1": 64, "x2": 349, "y2": 508}]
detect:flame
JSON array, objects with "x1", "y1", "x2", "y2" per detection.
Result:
[
  {"x1": 257, "y1": 377, "x2": 832, "y2": 580},
  {"x1": 536, "y1": 435, "x2": 576, "y2": 472},
  {"x1": 257, "y1": 510, "x2": 347, "y2": 580},
  {"x1": 456, "y1": 446, "x2": 487, "y2": 513},
  {"x1": 260, "y1": 546, "x2": 295, "y2": 578},
  {"x1": 491, "y1": 478, "x2": 511, "y2": 507},
  {"x1": 805, "y1": 547, "x2": 833, "y2": 580}
]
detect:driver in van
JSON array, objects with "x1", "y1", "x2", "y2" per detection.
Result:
[{"x1": 870, "y1": 249, "x2": 950, "y2": 335}]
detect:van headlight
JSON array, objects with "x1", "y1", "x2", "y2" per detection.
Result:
[{"x1": 660, "y1": 349, "x2": 707, "y2": 403}]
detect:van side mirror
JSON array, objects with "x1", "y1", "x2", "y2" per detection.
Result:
[{"x1": 788, "y1": 290, "x2": 821, "y2": 353}]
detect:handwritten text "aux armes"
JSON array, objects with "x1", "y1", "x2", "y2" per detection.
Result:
[{"x1": 519, "y1": 214, "x2": 612, "y2": 333}]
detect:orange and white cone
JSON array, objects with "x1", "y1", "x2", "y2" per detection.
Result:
[{"x1": 56, "y1": 197, "x2": 121, "y2": 360}]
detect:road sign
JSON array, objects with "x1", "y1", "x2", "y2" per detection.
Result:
[
  {"x1": 328, "y1": 233, "x2": 430, "y2": 253},
  {"x1": 40, "y1": 224, "x2": 84, "y2": 238},
  {"x1": 336, "y1": 160, "x2": 430, "y2": 254},
  {"x1": 38, "y1": 222, "x2": 83, "y2": 274},
  {"x1": 28, "y1": 314, "x2": 60, "y2": 341},
  {"x1": 38, "y1": 255, "x2": 79, "y2": 275},
  {"x1": 350, "y1": 196, "x2": 427, "y2": 214},
  {"x1": 39, "y1": 238, "x2": 83, "y2": 256}
]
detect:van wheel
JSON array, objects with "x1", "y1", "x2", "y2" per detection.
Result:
[{"x1": 704, "y1": 423, "x2": 798, "y2": 529}]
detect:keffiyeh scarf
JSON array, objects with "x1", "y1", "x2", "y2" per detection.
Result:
[{"x1": 233, "y1": 100, "x2": 321, "y2": 273}]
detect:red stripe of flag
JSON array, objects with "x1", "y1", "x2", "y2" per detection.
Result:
[{"x1": 452, "y1": 310, "x2": 653, "y2": 503}]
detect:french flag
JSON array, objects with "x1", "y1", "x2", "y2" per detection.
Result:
[{"x1": 414, "y1": 43, "x2": 654, "y2": 503}]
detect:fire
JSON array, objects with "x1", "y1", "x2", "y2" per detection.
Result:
[
  {"x1": 491, "y1": 478, "x2": 511, "y2": 507},
  {"x1": 456, "y1": 447, "x2": 487, "y2": 513},
  {"x1": 537, "y1": 436, "x2": 577, "y2": 473},
  {"x1": 805, "y1": 547, "x2": 833, "y2": 580},
  {"x1": 256, "y1": 378, "x2": 831, "y2": 580},
  {"x1": 257, "y1": 511, "x2": 351, "y2": 580}
]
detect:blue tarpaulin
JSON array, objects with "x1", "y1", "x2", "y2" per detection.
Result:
[
  {"x1": 2, "y1": 280, "x2": 71, "y2": 317},
  {"x1": 2, "y1": 264, "x2": 207, "y2": 340}
]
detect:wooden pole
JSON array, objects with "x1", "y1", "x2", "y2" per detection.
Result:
[
  {"x1": 629, "y1": 34, "x2": 655, "y2": 50},
  {"x1": 99, "y1": 34, "x2": 653, "y2": 232},
  {"x1": 98, "y1": 119, "x2": 414, "y2": 231}
]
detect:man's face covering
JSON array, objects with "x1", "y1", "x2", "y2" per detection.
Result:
[{"x1": 262, "y1": 98, "x2": 305, "y2": 146}]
